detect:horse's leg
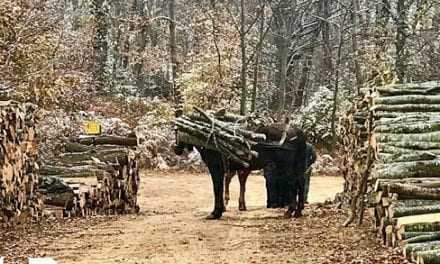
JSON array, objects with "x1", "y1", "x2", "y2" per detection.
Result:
[
  {"x1": 293, "y1": 175, "x2": 306, "y2": 218},
  {"x1": 284, "y1": 172, "x2": 297, "y2": 219},
  {"x1": 224, "y1": 171, "x2": 234, "y2": 210},
  {"x1": 238, "y1": 169, "x2": 250, "y2": 211},
  {"x1": 264, "y1": 162, "x2": 276, "y2": 208},
  {"x1": 206, "y1": 157, "x2": 225, "y2": 220}
]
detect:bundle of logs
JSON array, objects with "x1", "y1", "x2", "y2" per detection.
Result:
[
  {"x1": 340, "y1": 81, "x2": 440, "y2": 263},
  {"x1": 174, "y1": 107, "x2": 267, "y2": 168},
  {"x1": 39, "y1": 135, "x2": 140, "y2": 218},
  {"x1": 0, "y1": 101, "x2": 42, "y2": 225}
]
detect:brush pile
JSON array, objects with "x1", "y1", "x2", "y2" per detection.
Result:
[
  {"x1": 340, "y1": 81, "x2": 440, "y2": 263},
  {"x1": 39, "y1": 135, "x2": 140, "y2": 218},
  {"x1": 174, "y1": 107, "x2": 268, "y2": 168},
  {"x1": 0, "y1": 101, "x2": 42, "y2": 225}
]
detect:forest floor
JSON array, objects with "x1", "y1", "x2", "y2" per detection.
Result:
[{"x1": 1, "y1": 171, "x2": 408, "y2": 264}]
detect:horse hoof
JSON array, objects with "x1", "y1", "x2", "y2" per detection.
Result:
[
  {"x1": 206, "y1": 211, "x2": 222, "y2": 220},
  {"x1": 283, "y1": 211, "x2": 293, "y2": 219},
  {"x1": 293, "y1": 211, "x2": 303, "y2": 218}
]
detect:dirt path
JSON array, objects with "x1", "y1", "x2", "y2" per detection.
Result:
[{"x1": 1, "y1": 172, "x2": 407, "y2": 264}]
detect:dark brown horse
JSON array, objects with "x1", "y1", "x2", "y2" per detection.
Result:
[{"x1": 174, "y1": 126, "x2": 307, "y2": 219}]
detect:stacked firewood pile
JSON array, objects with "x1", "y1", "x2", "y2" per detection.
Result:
[
  {"x1": 340, "y1": 81, "x2": 440, "y2": 263},
  {"x1": 0, "y1": 101, "x2": 42, "y2": 225},
  {"x1": 174, "y1": 107, "x2": 268, "y2": 168},
  {"x1": 39, "y1": 135, "x2": 140, "y2": 217},
  {"x1": 338, "y1": 97, "x2": 372, "y2": 214}
]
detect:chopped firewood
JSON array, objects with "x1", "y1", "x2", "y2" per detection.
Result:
[{"x1": 0, "y1": 101, "x2": 41, "y2": 225}]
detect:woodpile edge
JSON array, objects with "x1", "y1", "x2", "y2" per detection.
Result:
[
  {"x1": 340, "y1": 81, "x2": 440, "y2": 264},
  {"x1": 0, "y1": 100, "x2": 141, "y2": 226}
]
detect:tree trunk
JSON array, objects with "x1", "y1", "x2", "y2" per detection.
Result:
[
  {"x1": 320, "y1": 0, "x2": 333, "y2": 86},
  {"x1": 240, "y1": 0, "x2": 247, "y2": 115},
  {"x1": 294, "y1": 53, "x2": 312, "y2": 108},
  {"x1": 351, "y1": 0, "x2": 363, "y2": 94},
  {"x1": 395, "y1": 0, "x2": 409, "y2": 83},
  {"x1": 331, "y1": 14, "x2": 347, "y2": 148},
  {"x1": 91, "y1": 0, "x2": 108, "y2": 94},
  {"x1": 251, "y1": 7, "x2": 265, "y2": 113},
  {"x1": 169, "y1": 0, "x2": 178, "y2": 103},
  {"x1": 133, "y1": 0, "x2": 146, "y2": 93},
  {"x1": 274, "y1": 35, "x2": 288, "y2": 112}
]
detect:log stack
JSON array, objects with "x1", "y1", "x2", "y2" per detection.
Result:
[
  {"x1": 341, "y1": 81, "x2": 440, "y2": 263},
  {"x1": 0, "y1": 101, "x2": 42, "y2": 225},
  {"x1": 174, "y1": 107, "x2": 267, "y2": 168},
  {"x1": 39, "y1": 135, "x2": 140, "y2": 218},
  {"x1": 337, "y1": 98, "x2": 371, "y2": 212}
]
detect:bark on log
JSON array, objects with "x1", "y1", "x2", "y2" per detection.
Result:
[
  {"x1": 55, "y1": 149, "x2": 130, "y2": 165},
  {"x1": 377, "y1": 82, "x2": 440, "y2": 96},
  {"x1": 378, "y1": 145, "x2": 440, "y2": 156},
  {"x1": 416, "y1": 249, "x2": 440, "y2": 264},
  {"x1": 71, "y1": 136, "x2": 137, "y2": 146},
  {"x1": 375, "y1": 122, "x2": 440, "y2": 134},
  {"x1": 372, "y1": 104, "x2": 440, "y2": 113},
  {"x1": 375, "y1": 114, "x2": 440, "y2": 126},
  {"x1": 387, "y1": 183, "x2": 440, "y2": 200},
  {"x1": 376, "y1": 132, "x2": 440, "y2": 143},
  {"x1": 374, "y1": 112, "x2": 440, "y2": 119},
  {"x1": 374, "y1": 160, "x2": 440, "y2": 179},
  {"x1": 402, "y1": 222, "x2": 440, "y2": 233},
  {"x1": 40, "y1": 165, "x2": 106, "y2": 175},
  {"x1": 178, "y1": 132, "x2": 250, "y2": 168},
  {"x1": 63, "y1": 142, "x2": 127, "y2": 153},
  {"x1": 388, "y1": 141, "x2": 440, "y2": 151},
  {"x1": 375, "y1": 95, "x2": 440, "y2": 105},
  {"x1": 374, "y1": 178, "x2": 440, "y2": 191},
  {"x1": 378, "y1": 152, "x2": 437, "y2": 164},
  {"x1": 395, "y1": 199, "x2": 440, "y2": 208},
  {"x1": 41, "y1": 170, "x2": 110, "y2": 179},
  {"x1": 390, "y1": 204, "x2": 440, "y2": 218},
  {"x1": 43, "y1": 191, "x2": 74, "y2": 208},
  {"x1": 402, "y1": 232, "x2": 440, "y2": 241},
  {"x1": 404, "y1": 241, "x2": 440, "y2": 259},
  {"x1": 403, "y1": 233, "x2": 440, "y2": 245}
]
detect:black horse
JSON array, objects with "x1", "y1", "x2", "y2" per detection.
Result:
[{"x1": 174, "y1": 126, "x2": 307, "y2": 220}]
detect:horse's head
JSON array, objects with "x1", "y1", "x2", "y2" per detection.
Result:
[{"x1": 173, "y1": 142, "x2": 194, "y2": 156}]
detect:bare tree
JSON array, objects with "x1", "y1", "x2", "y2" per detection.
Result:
[{"x1": 91, "y1": 0, "x2": 109, "y2": 94}]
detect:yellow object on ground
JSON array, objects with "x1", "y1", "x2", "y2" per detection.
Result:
[{"x1": 84, "y1": 120, "x2": 102, "y2": 135}]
